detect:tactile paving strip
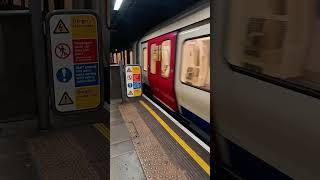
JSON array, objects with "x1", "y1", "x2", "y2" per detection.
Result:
[
  {"x1": 133, "y1": 100, "x2": 209, "y2": 179},
  {"x1": 29, "y1": 128, "x2": 102, "y2": 180},
  {"x1": 119, "y1": 103, "x2": 188, "y2": 180}
]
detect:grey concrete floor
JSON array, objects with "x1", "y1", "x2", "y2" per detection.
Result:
[{"x1": 110, "y1": 103, "x2": 146, "y2": 180}]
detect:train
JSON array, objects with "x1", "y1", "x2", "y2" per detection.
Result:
[
  {"x1": 213, "y1": 0, "x2": 320, "y2": 179},
  {"x1": 133, "y1": 0, "x2": 320, "y2": 179},
  {"x1": 132, "y1": 1, "x2": 210, "y2": 142}
]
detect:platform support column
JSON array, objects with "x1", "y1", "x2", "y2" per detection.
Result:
[
  {"x1": 119, "y1": 62, "x2": 127, "y2": 103},
  {"x1": 31, "y1": 0, "x2": 50, "y2": 130}
]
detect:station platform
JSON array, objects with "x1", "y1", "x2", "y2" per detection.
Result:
[
  {"x1": 0, "y1": 96, "x2": 210, "y2": 180},
  {"x1": 110, "y1": 95, "x2": 210, "y2": 179},
  {"x1": 0, "y1": 113, "x2": 110, "y2": 180}
]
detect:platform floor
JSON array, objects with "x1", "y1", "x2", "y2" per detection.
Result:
[
  {"x1": 111, "y1": 96, "x2": 210, "y2": 180},
  {"x1": 30, "y1": 124, "x2": 110, "y2": 180},
  {"x1": 0, "y1": 96, "x2": 210, "y2": 180}
]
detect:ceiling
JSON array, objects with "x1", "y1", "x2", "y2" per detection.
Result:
[{"x1": 110, "y1": 0, "x2": 206, "y2": 50}]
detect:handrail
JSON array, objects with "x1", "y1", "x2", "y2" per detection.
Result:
[{"x1": 0, "y1": 10, "x2": 30, "y2": 16}]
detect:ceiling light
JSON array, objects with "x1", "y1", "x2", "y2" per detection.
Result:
[{"x1": 114, "y1": 0, "x2": 124, "y2": 11}]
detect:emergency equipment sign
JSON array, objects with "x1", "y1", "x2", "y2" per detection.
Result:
[{"x1": 47, "y1": 11, "x2": 101, "y2": 113}]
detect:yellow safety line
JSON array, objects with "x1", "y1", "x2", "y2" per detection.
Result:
[
  {"x1": 96, "y1": 123, "x2": 110, "y2": 140},
  {"x1": 139, "y1": 100, "x2": 210, "y2": 176},
  {"x1": 94, "y1": 123, "x2": 110, "y2": 140}
]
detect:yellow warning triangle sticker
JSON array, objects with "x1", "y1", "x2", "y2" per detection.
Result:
[
  {"x1": 54, "y1": 20, "x2": 69, "y2": 34},
  {"x1": 128, "y1": 91, "x2": 133, "y2": 95},
  {"x1": 127, "y1": 68, "x2": 132, "y2": 72},
  {"x1": 59, "y1": 92, "x2": 74, "y2": 105}
]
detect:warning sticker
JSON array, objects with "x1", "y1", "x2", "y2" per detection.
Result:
[
  {"x1": 48, "y1": 12, "x2": 101, "y2": 113},
  {"x1": 126, "y1": 65, "x2": 142, "y2": 97},
  {"x1": 54, "y1": 19, "x2": 70, "y2": 34},
  {"x1": 71, "y1": 16, "x2": 97, "y2": 38},
  {"x1": 133, "y1": 82, "x2": 141, "y2": 89},
  {"x1": 127, "y1": 75, "x2": 133, "y2": 81},
  {"x1": 128, "y1": 91, "x2": 133, "y2": 96},
  {"x1": 55, "y1": 43, "x2": 71, "y2": 59},
  {"x1": 59, "y1": 92, "x2": 74, "y2": 105},
  {"x1": 74, "y1": 64, "x2": 99, "y2": 87},
  {"x1": 133, "y1": 74, "x2": 141, "y2": 81},
  {"x1": 134, "y1": 89, "x2": 142, "y2": 96},
  {"x1": 56, "y1": 67, "x2": 72, "y2": 83},
  {"x1": 132, "y1": 66, "x2": 140, "y2": 74},
  {"x1": 73, "y1": 39, "x2": 97, "y2": 63},
  {"x1": 76, "y1": 86, "x2": 100, "y2": 110}
]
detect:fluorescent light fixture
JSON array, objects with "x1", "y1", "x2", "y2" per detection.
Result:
[{"x1": 114, "y1": 0, "x2": 124, "y2": 11}]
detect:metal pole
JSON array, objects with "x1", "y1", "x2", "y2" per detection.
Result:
[
  {"x1": 119, "y1": 62, "x2": 126, "y2": 103},
  {"x1": 100, "y1": 0, "x2": 111, "y2": 104},
  {"x1": 31, "y1": 0, "x2": 50, "y2": 130},
  {"x1": 72, "y1": 0, "x2": 85, "y2": 9},
  {"x1": 0, "y1": 25, "x2": 4, "y2": 74}
]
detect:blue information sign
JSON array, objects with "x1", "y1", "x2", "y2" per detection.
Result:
[
  {"x1": 133, "y1": 82, "x2": 141, "y2": 89},
  {"x1": 74, "y1": 64, "x2": 99, "y2": 87}
]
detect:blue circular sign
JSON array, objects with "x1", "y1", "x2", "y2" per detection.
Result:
[
  {"x1": 56, "y1": 68, "x2": 72, "y2": 83},
  {"x1": 128, "y1": 83, "x2": 133, "y2": 88}
]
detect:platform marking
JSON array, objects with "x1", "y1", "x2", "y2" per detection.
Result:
[
  {"x1": 142, "y1": 94, "x2": 210, "y2": 153},
  {"x1": 94, "y1": 123, "x2": 110, "y2": 140},
  {"x1": 139, "y1": 100, "x2": 210, "y2": 176}
]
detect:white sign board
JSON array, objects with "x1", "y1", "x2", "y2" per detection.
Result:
[
  {"x1": 125, "y1": 65, "x2": 142, "y2": 97},
  {"x1": 47, "y1": 11, "x2": 101, "y2": 113}
]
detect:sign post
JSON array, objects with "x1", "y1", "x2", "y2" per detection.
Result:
[
  {"x1": 46, "y1": 10, "x2": 103, "y2": 113},
  {"x1": 125, "y1": 65, "x2": 142, "y2": 97}
]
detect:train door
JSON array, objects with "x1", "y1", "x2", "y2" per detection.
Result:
[
  {"x1": 148, "y1": 32, "x2": 178, "y2": 111},
  {"x1": 141, "y1": 43, "x2": 149, "y2": 85}
]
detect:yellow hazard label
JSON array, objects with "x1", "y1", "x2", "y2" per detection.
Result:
[
  {"x1": 128, "y1": 91, "x2": 133, "y2": 96},
  {"x1": 59, "y1": 92, "x2": 73, "y2": 105},
  {"x1": 75, "y1": 86, "x2": 100, "y2": 110},
  {"x1": 54, "y1": 19, "x2": 70, "y2": 34},
  {"x1": 134, "y1": 89, "x2": 142, "y2": 96},
  {"x1": 71, "y1": 15, "x2": 97, "y2": 39},
  {"x1": 132, "y1": 66, "x2": 141, "y2": 74}
]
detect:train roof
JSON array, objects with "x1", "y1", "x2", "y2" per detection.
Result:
[{"x1": 138, "y1": 0, "x2": 210, "y2": 43}]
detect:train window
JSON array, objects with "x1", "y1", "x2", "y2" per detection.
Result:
[
  {"x1": 181, "y1": 36, "x2": 210, "y2": 91},
  {"x1": 143, "y1": 48, "x2": 148, "y2": 71},
  {"x1": 150, "y1": 44, "x2": 158, "y2": 74},
  {"x1": 0, "y1": 0, "x2": 30, "y2": 10},
  {"x1": 225, "y1": 0, "x2": 320, "y2": 95},
  {"x1": 130, "y1": 51, "x2": 134, "y2": 64},
  {"x1": 113, "y1": 53, "x2": 117, "y2": 64},
  {"x1": 161, "y1": 40, "x2": 171, "y2": 78}
]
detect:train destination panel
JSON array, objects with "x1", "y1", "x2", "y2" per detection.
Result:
[
  {"x1": 47, "y1": 11, "x2": 101, "y2": 113},
  {"x1": 126, "y1": 65, "x2": 142, "y2": 97}
]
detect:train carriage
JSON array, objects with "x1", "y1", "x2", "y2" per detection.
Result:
[{"x1": 135, "y1": 2, "x2": 210, "y2": 140}]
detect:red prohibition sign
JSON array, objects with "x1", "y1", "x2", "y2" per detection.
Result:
[{"x1": 55, "y1": 43, "x2": 71, "y2": 59}]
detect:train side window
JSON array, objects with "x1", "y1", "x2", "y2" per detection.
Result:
[
  {"x1": 180, "y1": 36, "x2": 210, "y2": 91},
  {"x1": 150, "y1": 44, "x2": 158, "y2": 74},
  {"x1": 225, "y1": 0, "x2": 320, "y2": 96},
  {"x1": 143, "y1": 48, "x2": 148, "y2": 71},
  {"x1": 161, "y1": 40, "x2": 171, "y2": 78}
]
